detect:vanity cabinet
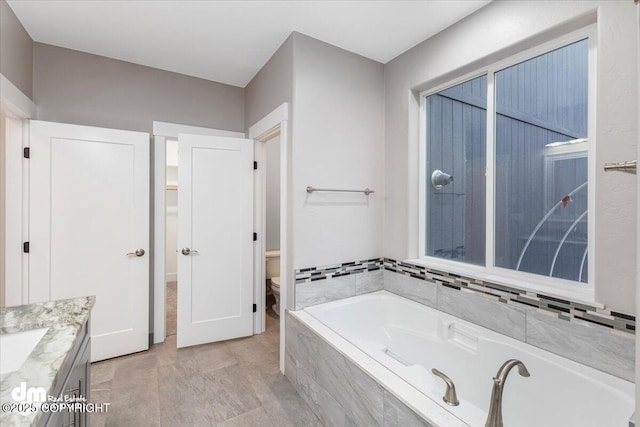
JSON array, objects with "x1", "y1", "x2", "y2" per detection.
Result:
[{"x1": 40, "y1": 320, "x2": 91, "y2": 427}]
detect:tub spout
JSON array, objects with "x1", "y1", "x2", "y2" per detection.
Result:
[{"x1": 485, "y1": 359, "x2": 530, "y2": 427}]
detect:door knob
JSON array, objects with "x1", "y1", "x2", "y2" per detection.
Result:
[
  {"x1": 181, "y1": 247, "x2": 199, "y2": 255},
  {"x1": 126, "y1": 248, "x2": 145, "y2": 257}
]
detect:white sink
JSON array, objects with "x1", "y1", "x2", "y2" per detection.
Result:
[{"x1": 0, "y1": 328, "x2": 49, "y2": 375}]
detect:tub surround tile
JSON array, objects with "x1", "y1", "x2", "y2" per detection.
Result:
[
  {"x1": 383, "y1": 270, "x2": 437, "y2": 308},
  {"x1": 296, "y1": 258, "x2": 383, "y2": 283},
  {"x1": 382, "y1": 258, "x2": 635, "y2": 335},
  {"x1": 296, "y1": 274, "x2": 356, "y2": 310},
  {"x1": 285, "y1": 311, "x2": 320, "y2": 378},
  {"x1": 287, "y1": 311, "x2": 436, "y2": 427},
  {"x1": 296, "y1": 366, "x2": 351, "y2": 426},
  {"x1": 356, "y1": 270, "x2": 384, "y2": 295},
  {"x1": 437, "y1": 285, "x2": 528, "y2": 341},
  {"x1": 383, "y1": 391, "x2": 434, "y2": 427},
  {"x1": 316, "y1": 340, "x2": 384, "y2": 426},
  {"x1": 284, "y1": 351, "x2": 298, "y2": 387},
  {"x1": 526, "y1": 309, "x2": 634, "y2": 382},
  {"x1": 298, "y1": 256, "x2": 635, "y2": 335},
  {"x1": 294, "y1": 256, "x2": 635, "y2": 381}
]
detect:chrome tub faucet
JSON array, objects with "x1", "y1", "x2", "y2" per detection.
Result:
[
  {"x1": 432, "y1": 368, "x2": 459, "y2": 406},
  {"x1": 485, "y1": 359, "x2": 530, "y2": 427}
]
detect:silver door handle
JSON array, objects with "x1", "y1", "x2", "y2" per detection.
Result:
[
  {"x1": 126, "y1": 248, "x2": 145, "y2": 257},
  {"x1": 181, "y1": 247, "x2": 199, "y2": 255}
]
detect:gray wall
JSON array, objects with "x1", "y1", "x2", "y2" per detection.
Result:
[
  {"x1": 291, "y1": 32, "x2": 384, "y2": 270},
  {"x1": 244, "y1": 33, "x2": 385, "y2": 310},
  {"x1": 33, "y1": 43, "x2": 245, "y2": 134},
  {"x1": 244, "y1": 34, "x2": 295, "y2": 308},
  {"x1": 244, "y1": 35, "x2": 293, "y2": 131},
  {"x1": 265, "y1": 135, "x2": 281, "y2": 251},
  {"x1": 383, "y1": 0, "x2": 639, "y2": 314},
  {"x1": 0, "y1": 0, "x2": 33, "y2": 99}
]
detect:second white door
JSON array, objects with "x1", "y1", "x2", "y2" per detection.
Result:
[{"x1": 177, "y1": 134, "x2": 254, "y2": 348}]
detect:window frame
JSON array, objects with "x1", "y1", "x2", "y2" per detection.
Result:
[{"x1": 417, "y1": 25, "x2": 597, "y2": 302}]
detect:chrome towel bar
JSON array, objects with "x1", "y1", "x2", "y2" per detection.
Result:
[
  {"x1": 306, "y1": 186, "x2": 374, "y2": 195},
  {"x1": 604, "y1": 160, "x2": 636, "y2": 174}
]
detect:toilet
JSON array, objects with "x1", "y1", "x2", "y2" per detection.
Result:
[
  {"x1": 270, "y1": 276, "x2": 281, "y2": 316},
  {"x1": 265, "y1": 250, "x2": 281, "y2": 316}
]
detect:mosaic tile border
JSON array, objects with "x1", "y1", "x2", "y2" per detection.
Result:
[
  {"x1": 383, "y1": 258, "x2": 636, "y2": 335},
  {"x1": 295, "y1": 258, "x2": 383, "y2": 283},
  {"x1": 295, "y1": 257, "x2": 636, "y2": 334}
]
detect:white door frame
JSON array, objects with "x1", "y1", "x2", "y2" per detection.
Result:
[
  {"x1": 152, "y1": 121, "x2": 245, "y2": 343},
  {"x1": 249, "y1": 103, "x2": 290, "y2": 373},
  {"x1": 0, "y1": 74, "x2": 36, "y2": 307}
]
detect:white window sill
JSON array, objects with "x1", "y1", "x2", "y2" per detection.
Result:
[{"x1": 405, "y1": 257, "x2": 598, "y2": 308}]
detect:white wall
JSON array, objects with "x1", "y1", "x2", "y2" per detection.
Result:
[
  {"x1": 384, "y1": 1, "x2": 638, "y2": 314},
  {"x1": 265, "y1": 134, "x2": 281, "y2": 251},
  {"x1": 291, "y1": 33, "x2": 384, "y2": 269}
]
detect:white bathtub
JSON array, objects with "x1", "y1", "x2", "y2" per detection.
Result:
[{"x1": 296, "y1": 291, "x2": 634, "y2": 427}]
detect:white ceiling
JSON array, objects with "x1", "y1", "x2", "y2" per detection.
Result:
[{"x1": 8, "y1": 0, "x2": 490, "y2": 88}]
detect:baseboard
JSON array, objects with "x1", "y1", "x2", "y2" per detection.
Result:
[{"x1": 166, "y1": 272, "x2": 177, "y2": 282}]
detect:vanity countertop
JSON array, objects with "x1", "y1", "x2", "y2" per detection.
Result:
[{"x1": 0, "y1": 296, "x2": 95, "y2": 427}]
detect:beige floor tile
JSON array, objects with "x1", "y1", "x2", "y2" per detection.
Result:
[
  {"x1": 91, "y1": 360, "x2": 116, "y2": 385},
  {"x1": 87, "y1": 306, "x2": 318, "y2": 426},
  {"x1": 201, "y1": 365, "x2": 263, "y2": 422},
  {"x1": 111, "y1": 353, "x2": 159, "y2": 390},
  {"x1": 165, "y1": 281, "x2": 177, "y2": 337},
  {"x1": 194, "y1": 343, "x2": 239, "y2": 373},
  {"x1": 106, "y1": 382, "x2": 161, "y2": 427},
  {"x1": 217, "y1": 406, "x2": 274, "y2": 427}
]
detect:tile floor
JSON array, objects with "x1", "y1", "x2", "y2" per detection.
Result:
[
  {"x1": 165, "y1": 281, "x2": 177, "y2": 337},
  {"x1": 89, "y1": 311, "x2": 320, "y2": 426}
]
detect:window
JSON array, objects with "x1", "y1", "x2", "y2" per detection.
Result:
[
  {"x1": 422, "y1": 37, "x2": 591, "y2": 288},
  {"x1": 425, "y1": 75, "x2": 487, "y2": 265}
]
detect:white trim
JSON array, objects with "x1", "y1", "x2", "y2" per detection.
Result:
[
  {"x1": 253, "y1": 138, "x2": 266, "y2": 333},
  {"x1": 152, "y1": 125, "x2": 245, "y2": 344},
  {"x1": 417, "y1": 97, "x2": 426, "y2": 259},
  {"x1": 586, "y1": 29, "x2": 597, "y2": 301},
  {"x1": 416, "y1": 25, "x2": 596, "y2": 302},
  {"x1": 249, "y1": 103, "x2": 289, "y2": 139},
  {"x1": 248, "y1": 102, "x2": 289, "y2": 374},
  {"x1": 0, "y1": 76, "x2": 33, "y2": 307},
  {"x1": 1, "y1": 115, "x2": 26, "y2": 306},
  {"x1": 0, "y1": 74, "x2": 36, "y2": 119},
  {"x1": 153, "y1": 135, "x2": 167, "y2": 343},
  {"x1": 152, "y1": 121, "x2": 244, "y2": 139},
  {"x1": 485, "y1": 69, "x2": 496, "y2": 270}
]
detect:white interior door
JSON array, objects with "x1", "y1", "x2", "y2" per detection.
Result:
[
  {"x1": 29, "y1": 120, "x2": 149, "y2": 362},
  {"x1": 177, "y1": 134, "x2": 254, "y2": 348}
]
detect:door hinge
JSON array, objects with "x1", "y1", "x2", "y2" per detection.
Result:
[
  {"x1": 23, "y1": 147, "x2": 30, "y2": 158},
  {"x1": 253, "y1": 232, "x2": 257, "y2": 241},
  {"x1": 253, "y1": 304, "x2": 257, "y2": 313},
  {"x1": 253, "y1": 161, "x2": 258, "y2": 170},
  {"x1": 23, "y1": 242, "x2": 30, "y2": 253}
]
